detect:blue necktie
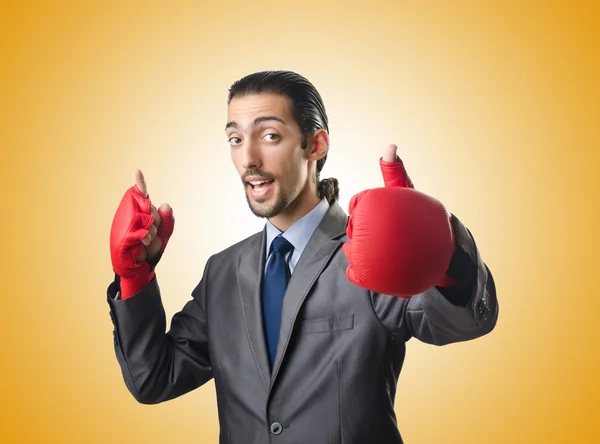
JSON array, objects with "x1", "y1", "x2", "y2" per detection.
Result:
[{"x1": 262, "y1": 235, "x2": 293, "y2": 366}]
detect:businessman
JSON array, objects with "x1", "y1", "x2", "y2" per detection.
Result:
[{"x1": 107, "y1": 70, "x2": 498, "y2": 443}]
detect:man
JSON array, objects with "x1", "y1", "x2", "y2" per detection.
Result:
[{"x1": 107, "y1": 70, "x2": 498, "y2": 443}]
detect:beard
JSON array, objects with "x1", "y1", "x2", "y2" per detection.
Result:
[
  {"x1": 244, "y1": 183, "x2": 290, "y2": 218},
  {"x1": 241, "y1": 168, "x2": 291, "y2": 218}
]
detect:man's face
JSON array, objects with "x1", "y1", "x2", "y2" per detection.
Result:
[{"x1": 226, "y1": 93, "x2": 309, "y2": 218}]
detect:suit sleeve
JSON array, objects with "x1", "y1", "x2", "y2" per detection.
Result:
[
  {"x1": 370, "y1": 216, "x2": 498, "y2": 345},
  {"x1": 107, "y1": 257, "x2": 214, "y2": 404}
]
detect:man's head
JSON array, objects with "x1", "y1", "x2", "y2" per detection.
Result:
[{"x1": 226, "y1": 71, "x2": 339, "y2": 224}]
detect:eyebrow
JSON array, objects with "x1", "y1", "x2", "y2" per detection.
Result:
[{"x1": 225, "y1": 116, "x2": 287, "y2": 131}]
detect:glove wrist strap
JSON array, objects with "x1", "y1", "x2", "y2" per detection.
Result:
[{"x1": 119, "y1": 270, "x2": 155, "y2": 299}]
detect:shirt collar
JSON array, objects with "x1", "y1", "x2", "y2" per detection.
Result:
[{"x1": 265, "y1": 198, "x2": 330, "y2": 256}]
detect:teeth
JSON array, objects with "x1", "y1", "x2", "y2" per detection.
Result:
[{"x1": 250, "y1": 180, "x2": 270, "y2": 185}]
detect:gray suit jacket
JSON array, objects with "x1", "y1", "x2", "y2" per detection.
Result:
[{"x1": 107, "y1": 200, "x2": 498, "y2": 444}]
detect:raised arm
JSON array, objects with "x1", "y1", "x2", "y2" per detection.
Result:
[
  {"x1": 107, "y1": 168, "x2": 212, "y2": 404},
  {"x1": 343, "y1": 144, "x2": 498, "y2": 344}
]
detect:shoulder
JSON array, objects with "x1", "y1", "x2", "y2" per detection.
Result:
[{"x1": 207, "y1": 230, "x2": 263, "y2": 267}]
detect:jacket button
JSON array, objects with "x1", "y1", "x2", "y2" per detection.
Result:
[{"x1": 270, "y1": 422, "x2": 282, "y2": 435}]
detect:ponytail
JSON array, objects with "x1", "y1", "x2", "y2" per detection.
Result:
[{"x1": 317, "y1": 177, "x2": 339, "y2": 204}]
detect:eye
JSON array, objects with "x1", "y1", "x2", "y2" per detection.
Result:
[
  {"x1": 228, "y1": 136, "x2": 242, "y2": 146},
  {"x1": 263, "y1": 133, "x2": 280, "y2": 142}
]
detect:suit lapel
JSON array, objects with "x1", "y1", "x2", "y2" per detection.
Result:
[
  {"x1": 269, "y1": 201, "x2": 348, "y2": 388},
  {"x1": 237, "y1": 228, "x2": 271, "y2": 392},
  {"x1": 236, "y1": 201, "x2": 349, "y2": 394}
]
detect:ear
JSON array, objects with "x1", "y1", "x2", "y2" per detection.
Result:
[{"x1": 307, "y1": 129, "x2": 329, "y2": 162}]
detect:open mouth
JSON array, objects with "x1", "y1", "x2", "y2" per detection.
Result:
[
  {"x1": 248, "y1": 179, "x2": 274, "y2": 190},
  {"x1": 247, "y1": 178, "x2": 275, "y2": 199}
]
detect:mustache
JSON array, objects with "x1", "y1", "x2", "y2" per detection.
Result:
[{"x1": 241, "y1": 168, "x2": 276, "y2": 183}]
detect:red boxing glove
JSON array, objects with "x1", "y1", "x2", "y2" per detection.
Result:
[
  {"x1": 343, "y1": 153, "x2": 455, "y2": 298},
  {"x1": 110, "y1": 174, "x2": 174, "y2": 299}
]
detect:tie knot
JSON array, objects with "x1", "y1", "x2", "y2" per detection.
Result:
[{"x1": 271, "y1": 235, "x2": 293, "y2": 255}]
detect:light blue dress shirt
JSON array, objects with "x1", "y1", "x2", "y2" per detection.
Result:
[{"x1": 264, "y1": 198, "x2": 330, "y2": 276}]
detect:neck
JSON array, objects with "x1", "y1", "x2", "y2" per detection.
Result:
[{"x1": 269, "y1": 182, "x2": 321, "y2": 232}]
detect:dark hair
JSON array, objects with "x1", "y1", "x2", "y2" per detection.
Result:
[{"x1": 228, "y1": 70, "x2": 339, "y2": 203}]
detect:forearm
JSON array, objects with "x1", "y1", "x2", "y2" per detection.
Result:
[
  {"x1": 107, "y1": 275, "x2": 213, "y2": 404},
  {"x1": 405, "y1": 260, "x2": 497, "y2": 345},
  {"x1": 371, "y1": 220, "x2": 498, "y2": 345}
]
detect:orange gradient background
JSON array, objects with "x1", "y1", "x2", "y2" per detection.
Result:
[{"x1": 1, "y1": 1, "x2": 598, "y2": 443}]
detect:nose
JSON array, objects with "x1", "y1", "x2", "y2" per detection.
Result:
[{"x1": 240, "y1": 139, "x2": 262, "y2": 170}]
